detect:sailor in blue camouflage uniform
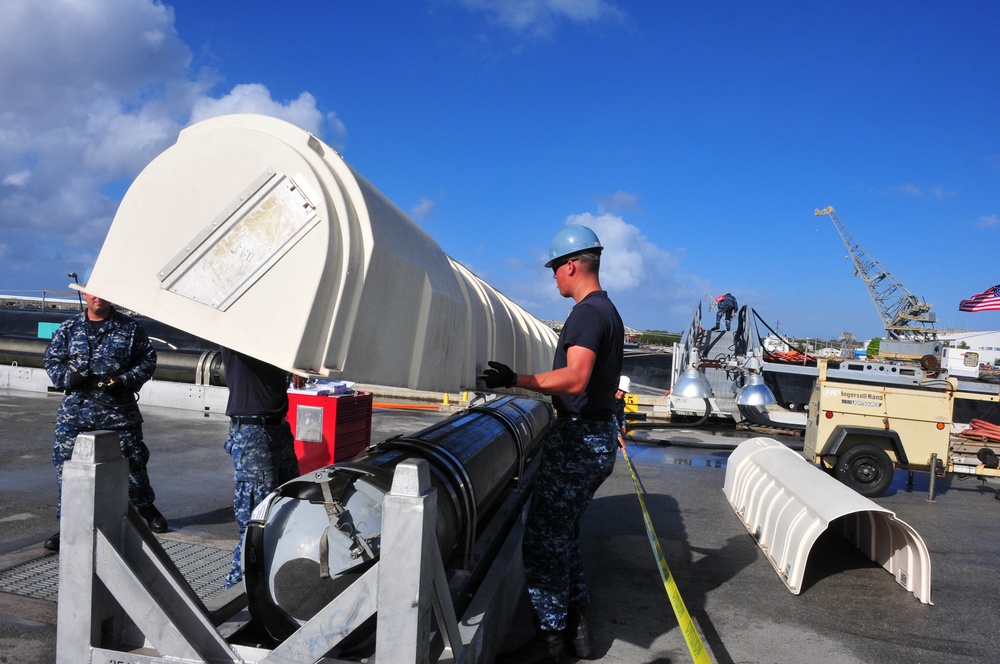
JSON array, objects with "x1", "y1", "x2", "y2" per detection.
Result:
[
  {"x1": 712, "y1": 292, "x2": 738, "y2": 331},
  {"x1": 614, "y1": 375, "x2": 630, "y2": 451},
  {"x1": 485, "y1": 224, "x2": 624, "y2": 664},
  {"x1": 221, "y1": 347, "x2": 300, "y2": 589},
  {"x1": 43, "y1": 290, "x2": 166, "y2": 552}
]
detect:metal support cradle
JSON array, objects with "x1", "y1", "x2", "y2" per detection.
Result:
[{"x1": 55, "y1": 431, "x2": 525, "y2": 663}]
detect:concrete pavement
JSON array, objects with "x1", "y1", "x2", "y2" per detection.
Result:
[{"x1": 2, "y1": 388, "x2": 999, "y2": 663}]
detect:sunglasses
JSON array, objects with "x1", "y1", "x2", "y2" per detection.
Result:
[{"x1": 551, "y1": 257, "x2": 577, "y2": 274}]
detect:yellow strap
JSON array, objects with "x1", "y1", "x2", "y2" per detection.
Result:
[{"x1": 622, "y1": 446, "x2": 713, "y2": 664}]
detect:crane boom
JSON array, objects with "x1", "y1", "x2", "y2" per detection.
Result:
[{"x1": 815, "y1": 206, "x2": 937, "y2": 343}]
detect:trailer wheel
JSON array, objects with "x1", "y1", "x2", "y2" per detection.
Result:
[{"x1": 835, "y1": 444, "x2": 894, "y2": 497}]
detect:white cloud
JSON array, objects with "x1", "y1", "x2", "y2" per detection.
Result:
[
  {"x1": 891, "y1": 183, "x2": 955, "y2": 199},
  {"x1": 2, "y1": 170, "x2": 30, "y2": 187},
  {"x1": 0, "y1": 0, "x2": 338, "y2": 291},
  {"x1": 456, "y1": 0, "x2": 625, "y2": 36},
  {"x1": 976, "y1": 214, "x2": 1000, "y2": 229},
  {"x1": 563, "y1": 211, "x2": 678, "y2": 291},
  {"x1": 927, "y1": 186, "x2": 954, "y2": 199},
  {"x1": 487, "y1": 210, "x2": 692, "y2": 330},
  {"x1": 892, "y1": 183, "x2": 924, "y2": 197},
  {"x1": 598, "y1": 190, "x2": 640, "y2": 214},
  {"x1": 82, "y1": 99, "x2": 186, "y2": 176},
  {"x1": 409, "y1": 198, "x2": 437, "y2": 223},
  {"x1": 0, "y1": 0, "x2": 190, "y2": 118},
  {"x1": 190, "y1": 84, "x2": 318, "y2": 134}
]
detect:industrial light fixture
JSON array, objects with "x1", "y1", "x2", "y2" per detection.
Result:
[
  {"x1": 672, "y1": 349, "x2": 714, "y2": 398},
  {"x1": 735, "y1": 373, "x2": 777, "y2": 406},
  {"x1": 673, "y1": 368, "x2": 713, "y2": 398},
  {"x1": 734, "y1": 355, "x2": 776, "y2": 407}
]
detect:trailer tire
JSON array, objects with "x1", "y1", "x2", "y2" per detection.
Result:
[{"x1": 835, "y1": 444, "x2": 894, "y2": 497}]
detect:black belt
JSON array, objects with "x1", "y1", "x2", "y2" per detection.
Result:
[{"x1": 231, "y1": 415, "x2": 285, "y2": 427}]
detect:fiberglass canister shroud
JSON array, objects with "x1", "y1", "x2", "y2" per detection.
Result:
[{"x1": 83, "y1": 114, "x2": 556, "y2": 392}]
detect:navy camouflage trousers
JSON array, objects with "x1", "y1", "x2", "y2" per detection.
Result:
[
  {"x1": 524, "y1": 417, "x2": 617, "y2": 632},
  {"x1": 224, "y1": 420, "x2": 299, "y2": 588},
  {"x1": 53, "y1": 424, "x2": 155, "y2": 519}
]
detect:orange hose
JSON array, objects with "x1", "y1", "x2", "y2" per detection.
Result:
[{"x1": 372, "y1": 402, "x2": 442, "y2": 411}]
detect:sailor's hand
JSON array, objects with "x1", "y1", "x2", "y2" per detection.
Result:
[
  {"x1": 482, "y1": 361, "x2": 517, "y2": 389},
  {"x1": 68, "y1": 371, "x2": 87, "y2": 390}
]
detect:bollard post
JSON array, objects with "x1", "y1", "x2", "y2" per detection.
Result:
[
  {"x1": 377, "y1": 459, "x2": 437, "y2": 664},
  {"x1": 55, "y1": 431, "x2": 242, "y2": 663},
  {"x1": 927, "y1": 453, "x2": 938, "y2": 502},
  {"x1": 56, "y1": 431, "x2": 130, "y2": 662}
]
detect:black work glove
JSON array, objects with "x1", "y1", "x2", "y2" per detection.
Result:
[
  {"x1": 483, "y1": 361, "x2": 517, "y2": 389},
  {"x1": 68, "y1": 370, "x2": 87, "y2": 390}
]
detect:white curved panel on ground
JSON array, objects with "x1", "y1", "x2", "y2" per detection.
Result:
[
  {"x1": 723, "y1": 438, "x2": 932, "y2": 604},
  {"x1": 83, "y1": 114, "x2": 556, "y2": 392}
]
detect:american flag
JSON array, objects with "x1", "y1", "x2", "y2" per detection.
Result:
[{"x1": 959, "y1": 285, "x2": 1000, "y2": 312}]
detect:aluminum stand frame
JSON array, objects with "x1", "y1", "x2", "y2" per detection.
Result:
[{"x1": 55, "y1": 431, "x2": 525, "y2": 663}]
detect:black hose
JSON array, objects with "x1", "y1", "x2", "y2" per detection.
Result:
[
  {"x1": 626, "y1": 397, "x2": 712, "y2": 431},
  {"x1": 625, "y1": 432, "x2": 736, "y2": 451},
  {"x1": 70, "y1": 384, "x2": 141, "y2": 409}
]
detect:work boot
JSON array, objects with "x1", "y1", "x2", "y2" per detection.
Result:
[
  {"x1": 496, "y1": 628, "x2": 566, "y2": 664},
  {"x1": 43, "y1": 532, "x2": 60, "y2": 552},
  {"x1": 137, "y1": 505, "x2": 168, "y2": 533},
  {"x1": 565, "y1": 605, "x2": 593, "y2": 658},
  {"x1": 710, "y1": 326, "x2": 719, "y2": 331}
]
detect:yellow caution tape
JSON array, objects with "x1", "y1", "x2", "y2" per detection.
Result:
[{"x1": 622, "y1": 446, "x2": 713, "y2": 664}]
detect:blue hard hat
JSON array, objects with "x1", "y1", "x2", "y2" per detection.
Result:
[{"x1": 544, "y1": 224, "x2": 603, "y2": 267}]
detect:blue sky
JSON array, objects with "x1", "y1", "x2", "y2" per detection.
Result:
[{"x1": 2, "y1": 1, "x2": 999, "y2": 341}]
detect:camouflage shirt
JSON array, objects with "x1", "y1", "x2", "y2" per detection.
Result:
[{"x1": 44, "y1": 308, "x2": 157, "y2": 429}]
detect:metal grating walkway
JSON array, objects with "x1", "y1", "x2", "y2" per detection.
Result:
[{"x1": 0, "y1": 539, "x2": 231, "y2": 603}]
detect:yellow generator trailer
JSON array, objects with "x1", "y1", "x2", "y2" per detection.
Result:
[{"x1": 804, "y1": 359, "x2": 1000, "y2": 497}]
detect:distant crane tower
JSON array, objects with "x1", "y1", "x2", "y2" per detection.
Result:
[{"x1": 815, "y1": 206, "x2": 937, "y2": 343}]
